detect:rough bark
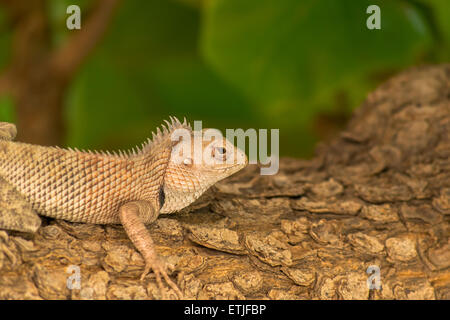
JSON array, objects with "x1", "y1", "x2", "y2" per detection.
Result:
[{"x1": 0, "y1": 64, "x2": 449, "y2": 300}]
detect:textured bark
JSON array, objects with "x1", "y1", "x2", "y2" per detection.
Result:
[{"x1": 0, "y1": 64, "x2": 449, "y2": 299}]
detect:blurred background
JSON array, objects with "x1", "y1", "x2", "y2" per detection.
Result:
[{"x1": 0, "y1": 0, "x2": 448, "y2": 158}]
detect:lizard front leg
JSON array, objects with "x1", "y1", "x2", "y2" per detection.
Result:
[
  {"x1": 0, "y1": 177, "x2": 41, "y2": 233},
  {"x1": 0, "y1": 122, "x2": 41, "y2": 233},
  {"x1": 119, "y1": 200, "x2": 183, "y2": 299}
]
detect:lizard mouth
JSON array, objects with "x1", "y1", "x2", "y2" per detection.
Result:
[{"x1": 212, "y1": 160, "x2": 248, "y2": 172}]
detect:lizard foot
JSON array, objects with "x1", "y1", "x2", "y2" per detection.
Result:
[
  {"x1": 118, "y1": 200, "x2": 183, "y2": 299},
  {"x1": 141, "y1": 256, "x2": 183, "y2": 300}
]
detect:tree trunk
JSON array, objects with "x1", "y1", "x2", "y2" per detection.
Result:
[{"x1": 0, "y1": 64, "x2": 448, "y2": 300}]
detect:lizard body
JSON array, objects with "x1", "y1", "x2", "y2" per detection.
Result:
[{"x1": 0, "y1": 117, "x2": 248, "y2": 298}]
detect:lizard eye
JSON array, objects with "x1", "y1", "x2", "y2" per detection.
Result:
[
  {"x1": 212, "y1": 147, "x2": 227, "y2": 160},
  {"x1": 183, "y1": 158, "x2": 193, "y2": 166}
]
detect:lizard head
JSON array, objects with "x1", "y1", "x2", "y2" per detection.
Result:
[
  {"x1": 191, "y1": 127, "x2": 248, "y2": 180},
  {"x1": 159, "y1": 119, "x2": 248, "y2": 213}
]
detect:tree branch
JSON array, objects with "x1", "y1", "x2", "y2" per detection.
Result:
[
  {"x1": 0, "y1": 0, "x2": 49, "y2": 97},
  {"x1": 50, "y1": 0, "x2": 121, "y2": 81},
  {"x1": 0, "y1": 72, "x2": 11, "y2": 95}
]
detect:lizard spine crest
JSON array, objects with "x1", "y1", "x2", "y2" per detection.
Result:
[{"x1": 53, "y1": 116, "x2": 191, "y2": 160}]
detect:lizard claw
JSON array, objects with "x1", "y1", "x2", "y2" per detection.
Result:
[{"x1": 141, "y1": 257, "x2": 183, "y2": 300}]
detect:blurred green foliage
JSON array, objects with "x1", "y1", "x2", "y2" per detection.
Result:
[{"x1": 1, "y1": 0, "x2": 449, "y2": 157}]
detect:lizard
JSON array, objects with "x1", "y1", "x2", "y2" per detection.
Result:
[{"x1": 0, "y1": 117, "x2": 248, "y2": 298}]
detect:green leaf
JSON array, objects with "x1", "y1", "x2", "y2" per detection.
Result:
[
  {"x1": 411, "y1": 0, "x2": 450, "y2": 59},
  {"x1": 201, "y1": 0, "x2": 433, "y2": 126},
  {"x1": 0, "y1": 95, "x2": 15, "y2": 123}
]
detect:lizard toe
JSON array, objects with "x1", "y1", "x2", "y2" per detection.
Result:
[{"x1": 142, "y1": 258, "x2": 183, "y2": 299}]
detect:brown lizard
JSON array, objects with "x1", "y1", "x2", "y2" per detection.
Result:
[{"x1": 0, "y1": 117, "x2": 248, "y2": 298}]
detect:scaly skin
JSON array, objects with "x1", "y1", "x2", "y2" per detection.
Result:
[{"x1": 0, "y1": 117, "x2": 248, "y2": 298}]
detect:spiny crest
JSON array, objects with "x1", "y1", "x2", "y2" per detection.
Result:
[
  {"x1": 59, "y1": 117, "x2": 191, "y2": 159},
  {"x1": 139, "y1": 116, "x2": 191, "y2": 154},
  {"x1": 62, "y1": 145, "x2": 124, "y2": 158}
]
